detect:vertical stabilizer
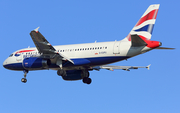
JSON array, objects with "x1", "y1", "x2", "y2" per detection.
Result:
[{"x1": 126, "y1": 4, "x2": 160, "y2": 41}]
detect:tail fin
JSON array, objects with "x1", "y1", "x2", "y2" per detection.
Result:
[{"x1": 126, "y1": 4, "x2": 160, "y2": 41}]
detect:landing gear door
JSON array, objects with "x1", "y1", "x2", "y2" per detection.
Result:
[{"x1": 113, "y1": 41, "x2": 120, "y2": 54}]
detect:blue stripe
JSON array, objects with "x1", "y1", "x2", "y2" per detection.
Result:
[
  {"x1": 71, "y1": 58, "x2": 91, "y2": 66},
  {"x1": 134, "y1": 24, "x2": 154, "y2": 34},
  {"x1": 4, "y1": 56, "x2": 130, "y2": 71}
]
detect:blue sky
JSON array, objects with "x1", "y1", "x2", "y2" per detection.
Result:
[{"x1": 0, "y1": 0, "x2": 179, "y2": 113}]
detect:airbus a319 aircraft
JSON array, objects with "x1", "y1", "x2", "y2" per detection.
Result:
[{"x1": 3, "y1": 4, "x2": 174, "y2": 84}]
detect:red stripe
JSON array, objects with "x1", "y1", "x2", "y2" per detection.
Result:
[
  {"x1": 15, "y1": 50, "x2": 35, "y2": 54},
  {"x1": 127, "y1": 34, "x2": 131, "y2": 41},
  {"x1": 135, "y1": 9, "x2": 158, "y2": 27}
]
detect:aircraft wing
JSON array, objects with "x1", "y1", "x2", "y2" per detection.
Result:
[
  {"x1": 30, "y1": 27, "x2": 57, "y2": 55},
  {"x1": 93, "y1": 64, "x2": 151, "y2": 71},
  {"x1": 30, "y1": 27, "x2": 74, "y2": 64}
]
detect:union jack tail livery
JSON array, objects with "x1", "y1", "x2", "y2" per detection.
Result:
[{"x1": 127, "y1": 4, "x2": 160, "y2": 41}]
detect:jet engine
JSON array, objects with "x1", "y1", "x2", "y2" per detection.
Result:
[{"x1": 23, "y1": 57, "x2": 51, "y2": 70}]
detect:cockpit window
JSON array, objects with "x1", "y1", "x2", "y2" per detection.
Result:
[
  {"x1": 9, "y1": 54, "x2": 13, "y2": 57},
  {"x1": 15, "y1": 54, "x2": 20, "y2": 57}
]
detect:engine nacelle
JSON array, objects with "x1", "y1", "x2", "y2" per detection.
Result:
[
  {"x1": 62, "y1": 70, "x2": 83, "y2": 81},
  {"x1": 23, "y1": 57, "x2": 51, "y2": 70}
]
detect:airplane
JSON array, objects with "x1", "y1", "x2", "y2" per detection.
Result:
[{"x1": 3, "y1": 4, "x2": 174, "y2": 84}]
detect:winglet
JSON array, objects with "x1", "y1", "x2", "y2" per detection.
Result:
[
  {"x1": 34, "y1": 27, "x2": 40, "y2": 33},
  {"x1": 146, "y1": 64, "x2": 151, "y2": 70}
]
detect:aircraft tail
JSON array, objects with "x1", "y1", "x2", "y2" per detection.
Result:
[{"x1": 126, "y1": 4, "x2": 160, "y2": 41}]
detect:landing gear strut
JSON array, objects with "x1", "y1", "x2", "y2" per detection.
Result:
[{"x1": 21, "y1": 70, "x2": 28, "y2": 83}]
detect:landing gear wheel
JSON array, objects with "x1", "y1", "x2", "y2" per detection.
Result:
[
  {"x1": 57, "y1": 69, "x2": 66, "y2": 76},
  {"x1": 86, "y1": 78, "x2": 92, "y2": 84},
  {"x1": 83, "y1": 77, "x2": 88, "y2": 83},
  {"x1": 83, "y1": 77, "x2": 92, "y2": 84},
  {"x1": 21, "y1": 78, "x2": 27, "y2": 83}
]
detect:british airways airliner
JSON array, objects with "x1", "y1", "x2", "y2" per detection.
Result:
[{"x1": 3, "y1": 4, "x2": 174, "y2": 84}]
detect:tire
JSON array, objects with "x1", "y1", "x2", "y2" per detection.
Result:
[
  {"x1": 21, "y1": 78, "x2": 27, "y2": 83},
  {"x1": 83, "y1": 77, "x2": 88, "y2": 83},
  {"x1": 86, "y1": 78, "x2": 92, "y2": 84}
]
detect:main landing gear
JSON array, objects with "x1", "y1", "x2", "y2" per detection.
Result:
[
  {"x1": 82, "y1": 71, "x2": 92, "y2": 84},
  {"x1": 82, "y1": 77, "x2": 92, "y2": 84},
  {"x1": 57, "y1": 69, "x2": 66, "y2": 76},
  {"x1": 21, "y1": 70, "x2": 28, "y2": 83}
]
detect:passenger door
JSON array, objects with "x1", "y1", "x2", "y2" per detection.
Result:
[{"x1": 113, "y1": 41, "x2": 120, "y2": 54}]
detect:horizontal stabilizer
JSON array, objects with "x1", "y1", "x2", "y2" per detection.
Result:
[
  {"x1": 93, "y1": 64, "x2": 150, "y2": 71},
  {"x1": 131, "y1": 35, "x2": 147, "y2": 47},
  {"x1": 155, "y1": 47, "x2": 175, "y2": 50}
]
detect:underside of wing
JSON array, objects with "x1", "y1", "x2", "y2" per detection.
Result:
[
  {"x1": 30, "y1": 27, "x2": 57, "y2": 55},
  {"x1": 29, "y1": 27, "x2": 74, "y2": 65}
]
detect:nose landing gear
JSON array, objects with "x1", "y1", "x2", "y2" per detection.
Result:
[
  {"x1": 21, "y1": 78, "x2": 27, "y2": 83},
  {"x1": 21, "y1": 70, "x2": 28, "y2": 83}
]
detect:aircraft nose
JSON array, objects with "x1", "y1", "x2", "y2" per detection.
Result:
[{"x1": 3, "y1": 59, "x2": 8, "y2": 69}]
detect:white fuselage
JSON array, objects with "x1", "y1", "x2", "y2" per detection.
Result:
[{"x1": 3, "y1": 39, "x2": 151, "y2": 71}]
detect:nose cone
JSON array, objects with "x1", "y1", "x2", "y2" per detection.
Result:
[
  {"x1": 3, "y1": 59, "x2": 8, "y2": 69},
  {"x1": 3, "y1": 57, "x2": 24, "y2": 70}
]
